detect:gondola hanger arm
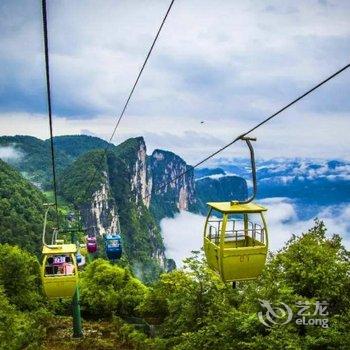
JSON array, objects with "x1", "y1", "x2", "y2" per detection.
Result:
[{"x1": 231, "y1": 136, "x2": 257, "y2": 205}]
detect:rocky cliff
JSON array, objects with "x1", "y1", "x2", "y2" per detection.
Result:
[
  {"x1": 130, "y1": 140, "x2": 152, "y2": 207},
  {"x1": 80, "y1": 171, "x2": 120, "y2": 237},
  {"x1": 58, "y1": 137, "x2": 168, "y2": 281},
  {"x1": 195, "y1": 175, "x2": 248, "y2": 214},
  {"x1": 149, "y1": 149, "x2": 197, "y2": 221},
  {"x1": 68, "y1": 138, "x2": 199, "y2": 278}
]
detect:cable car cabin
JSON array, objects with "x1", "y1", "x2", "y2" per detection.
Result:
[
  {"x1": 204, "y1": 202, "x2": 268, "y2": 282},
  {"x1": 41, "y1": 244, "x2": 78, "y2": 298},
  {"x1": 105, "y1": 234, "x2": 122, "y2": 260},
  {"x1": 87, "y1": 236, "x2": 97, "y2": 254}
]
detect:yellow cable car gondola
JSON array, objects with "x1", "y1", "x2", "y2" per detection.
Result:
[
  {"x1": 40, "y1": 206, "x2": 79, "y2": 298},
  {"x1": 203, "y1": 136, "x2": 268, "y2": 283},
  {"x1": 41, "y1": 243, "x2": 78, "y2": 298}
]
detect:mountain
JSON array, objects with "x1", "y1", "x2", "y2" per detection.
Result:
[
  {"x1": 0, "y1": 134, "x2": 113, "y2": 188},
  {"x1": 195, "y1": 175, "x2": 248, "y2": 214},
  {"x1": 58, "y1": 137, "x2": 210, "y2": 280},
  {"x1": 197, "y1": 158, "x2": 350, "y2": 206},
  {"x1": 59, "y1": 138, "x2": 166, "y2": 281},
  {"x1": 149, "y1": 149, "x2": 196, "y2": 221},
  {"x1": 0, "y1": 134, "x2": 249, "y2": 280},
  {"x1": 0, "y1": 134, "x2": 249, "y2": 218},
  {"x1": 0, "y1": 135, "x2": 69, "y2": 188},
  {"x1": 0, "y1": 159, "x2": 53, "y2": 255},
  {"x1": 257, "y1": 159, "x2": 350, "y2": 204}
]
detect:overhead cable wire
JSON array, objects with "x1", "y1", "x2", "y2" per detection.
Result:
[
  {"x1": 84, "y1": 0, "x2": 176, "y2": 198},
  {"x1": 42, "y1": 0, "x2": 59, "y2": 228},
  {"x1": 144, "y1": 63, "x2": 350, "y2": 200}
]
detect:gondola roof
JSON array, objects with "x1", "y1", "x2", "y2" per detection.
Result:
[{"x1": 207, "y1": 202, "x2": 267, "y2": 213}]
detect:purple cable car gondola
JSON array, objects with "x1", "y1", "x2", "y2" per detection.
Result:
[{"x1": 87, "y1": 236, "x2": 97, "y2": 254}]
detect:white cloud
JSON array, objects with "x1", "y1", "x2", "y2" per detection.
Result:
[
  {"x1": 161, "y1": 211, "x2": 204, "y2": 266},
  {"x1": 1, "y1": 109, "x2": 349, "y2": 164},
  {"x1": 0, "y1": 145, "x2": 23, "y2": 162},
  {"x1": 1, "y1": 0, "x2": 350, "y2": 163},
  {"x1": 260, "y1": 198, "x2": 350, "y2": 251},
  {"x1": 161, "y1": 200, "x2": 350, "y2": 266}
]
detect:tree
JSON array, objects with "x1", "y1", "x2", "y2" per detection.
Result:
[
  {"x1": 80, "y1": 259, "x2": 148, "y2": 318},
  {"x1": 0, "y1": 245, "x2": 49, "y2": 350},
  {"x1": 0, "y1": 244, "x2": 42, "y2": 310}
]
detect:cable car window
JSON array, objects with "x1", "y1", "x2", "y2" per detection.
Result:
[
  {"x1": 205, "y1": 209, "x2": 222, "y2": 244},
  {"x1": 45, "y1": 255, "x2": 75, "y2": 276},
  {"x1": 108, "y1": 239, "x2": 120, "y2": 247},
  {"x1": 225, "y1": 213, "x2": 265, "y2": 247}
]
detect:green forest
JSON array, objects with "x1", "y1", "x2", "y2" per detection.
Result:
[{"x1": 0, "y1": 221, "x2": 349, "y2": 349}]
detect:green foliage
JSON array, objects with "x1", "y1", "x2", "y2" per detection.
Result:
[
  {"x1": 59, "y1": 149, "x2": 107, "y2": 204},
  {"x1": 260, "y1": 220, "x2": 350, "y2": 313},
  {"x1": 0, "y1": 244, "x2": 43, "y2": 310},
  {"x1": 139, "y1": 252, "x2": 231, "y2": 340},
  {"x1": 80, "y1": 259, "x2": 148, "y2": 318},
  {"x1": 0, "y1": 160, "x2": 54, "y2": 255},
  {"x1": 0, "y1": 287, "x2": 48, "y2": 350},
  {"x1": 0, "y1": 135, "x2": 70, "y2": 188},
  {"x1": 0, "y1": 134, "x2": 113, "y2": 189},
  {"x1": 0, "y1": 244, "x2": 50, "y2": 350},
  {"x1": 53, "y1": 135, "x2": 111, "y2": 159},
  {"x1": 139, "y1": 221, "x2": 350, "y2": 349}
]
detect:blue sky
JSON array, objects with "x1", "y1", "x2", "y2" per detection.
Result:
[{"x1": 0, "y1": 0, "x2": 349, "y2": 163}]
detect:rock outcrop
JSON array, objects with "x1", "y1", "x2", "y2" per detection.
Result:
[
  {"x1": 148, "y1": 149, "x2": 196, "y2": 220},
  {"x1": 130, "y1": 140, "x2": 151, "y2": 207},
  {"x1": 80, "y1": 172, "x2": 120, "y2": 237}
]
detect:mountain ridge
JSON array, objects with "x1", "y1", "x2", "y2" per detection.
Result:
[
  {"x1": 195, "y1": 158, "x2": 350, "y2": 205},
  {"x1": 0, "y1": 134, "x2": 247, "y2": 280}
]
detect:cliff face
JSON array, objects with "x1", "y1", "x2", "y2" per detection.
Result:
[
  {"x1": 114, "y1": 140, "x2": 196, "y2": 221},
  {"x1": 80, "y1": 171, "x2": 120, "y2": 237},
  {"x1": 195, "y1": 175, "x2": 248, "y2": 214},
  {"x1": 149, "y1": 149, "x2": 197, "y2": 221},
  {"x1": 75, "y1": 139, "x2": 197, "y2": 275},
  {"x1": 107, "y1": 138, "x2": 168, "y2": 278},
  {"x1": 130, "y1": 140, "x2": 152, "y2": 207}
]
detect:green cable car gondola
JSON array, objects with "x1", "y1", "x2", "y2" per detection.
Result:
[{"x1": 203, "y1": 136, "x2": 268, "y2": 283}]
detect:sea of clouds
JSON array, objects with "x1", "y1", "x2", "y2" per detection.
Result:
[{"x1": 161, "y1": 198, "x2": 350, "y2": 267}]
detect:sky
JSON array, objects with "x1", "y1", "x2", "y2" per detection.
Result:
[{"x1": 0, "y1": 0, "x2": 350, "y2": 164}]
